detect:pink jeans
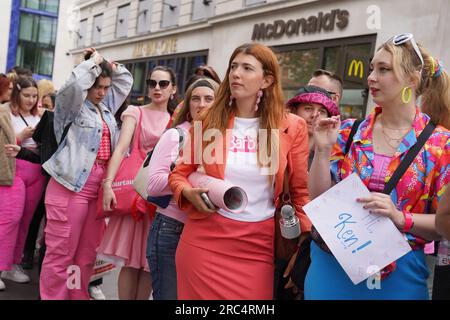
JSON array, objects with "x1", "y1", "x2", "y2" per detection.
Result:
[
  {"x1": 40, "y1": 163, "x2": 105, "y2": 300},
  {"x1": 0, "y1": 159, "x2": 46, "y2": 270}
]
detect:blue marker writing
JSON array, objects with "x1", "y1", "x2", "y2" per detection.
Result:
[{"x1": 352, "y1": 240, "x2": 372, "y2": 254}]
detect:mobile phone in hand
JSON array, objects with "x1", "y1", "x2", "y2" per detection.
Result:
[{"x1": 200, "y1": 192, "x2": 216, "y2": 210}]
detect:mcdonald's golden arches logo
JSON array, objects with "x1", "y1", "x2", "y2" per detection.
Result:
[{"x1": 348, "y1": 59, "x2": 364, "y2": 79}]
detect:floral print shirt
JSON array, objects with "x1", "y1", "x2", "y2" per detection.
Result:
[{"x1": 330, "y1": 106, "x2": 450, "y2": 247}]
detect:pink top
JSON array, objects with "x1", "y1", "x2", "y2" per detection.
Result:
[
  {"x1": 368, "y1": 153, "x2": 392, "y2": 192},
  {"x1": 121, "y1": 105, "x2": 171, "y2": 152},
  {"x1": 96, "y1": 121, "x2": 111, "y2": 160},
  {"x1": 369, "y1": 152, "x2": 436, "y2": 254},
  {"x1": 146, "y1": 121, "x2": 191, "y2": 223}
]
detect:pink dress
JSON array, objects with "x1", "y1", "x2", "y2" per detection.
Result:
[{"x1": 97, "y1": 106, "x2": 171, "y2": 271}]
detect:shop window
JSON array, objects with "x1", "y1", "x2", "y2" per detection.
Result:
[
  {"x1": 245, "y1": 0, "x2": 266, "y2": 6},
  {"x1": 192, "y1": 0, "x2": 214, "y2": 21},
  {"x1": 274, "y1": 35, "x2": 375, "y2": 119},
  {"x1": 161, "y1": 0, "x2": 180, "y2": 28},
  {"x1": 21, "y1": 0, "x2": 59, "y2": 14},
  {"x1": 340, "y1": 43, "x2": 372, "y2": 118},
  {"x1": 132, "y1": 62, "x2": 146, "y2": 93},
  {"x1": 137, "y1": 0, "x2": 152, "y2": 34},
  {"x1": 124, "y1": 52, "x2": 207, "y2": 105},
  {"x1": 324, "y1": 46, "x2": 342, "y2": 75},
  {"x1": 16, "y1": 12, "x2": 58, "y2": 76},
  {"x1": 76, "y1": 19, "x2": 87, "y2": 48},
  {"x1": 92, "y1": 14, "x2": 103, "y2": 44},
  {"x1": 116, "y1": 4, "x2": 130, "y2": 39},
  {"x1": 277, "y1": 48, "x2": 320, "y2": 100}
]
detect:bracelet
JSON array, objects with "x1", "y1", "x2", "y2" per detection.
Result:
[
  {"x1": 102, "y1": 178, "x2": 113, "y2": 185},
  {"x1": 402, "y1": 211, "x2": 414, "y2": 233}
]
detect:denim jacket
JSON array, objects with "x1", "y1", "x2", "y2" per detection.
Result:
[{"x1": 43, "y1": 59, "x2": 133, "y2": 192}]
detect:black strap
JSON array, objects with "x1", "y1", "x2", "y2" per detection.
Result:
[
  {"x1": 142, "y1": 127, "x2": 184, "y2": 171},
  {"x1": 169, "y1": 127, "x2": 185, "y2": 171},
  {"x1": 19, "y1": 113, "x2": 30, "y2": 127},
  {"x1": 344, "y1": 118, "x2": 363, "y2": 155},
  {"x1": 383, "y1": 121, "x2": 436, "y2": 194},
  {"x1": 60, "y1": 122, "x2": 72, "y2": 145}
]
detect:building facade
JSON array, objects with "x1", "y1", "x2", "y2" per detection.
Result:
[
  {"x1": 61, "y1": 0, "x2": 450, "y2": 116},
  {"x1": 0, "y1": 0, "x2": 69, "y2": 81}
]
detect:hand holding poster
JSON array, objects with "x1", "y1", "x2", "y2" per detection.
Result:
[{"x1": 303, "y1": 173, "x2": 411, "y2": 284}]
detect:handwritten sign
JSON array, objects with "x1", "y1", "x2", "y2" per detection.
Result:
[{"x1": 303, "y1": 173, "x2": 411, "y2": 284}]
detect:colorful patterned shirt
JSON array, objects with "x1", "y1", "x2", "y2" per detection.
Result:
[{"x1": 330, "y1": 107, "x2": 450, "y2": 247}]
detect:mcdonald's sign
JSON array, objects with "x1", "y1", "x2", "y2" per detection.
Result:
[
  {"x1": 344, "y1": 55, "x2": 368, "y2": 84},
  {"x1": 348, "y1": 60, "x2": 364, "y2": 79}
]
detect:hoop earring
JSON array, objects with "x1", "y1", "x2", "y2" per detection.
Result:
[
  {"x1": 401, "y1": 87, "x2": 412, "y2": 104},
  {"x1": 229, "y1": 95, "x2": 234, "y2": 107},
  {"x1": 255, "y1": 89, "x2": 263, "y2": 112}
]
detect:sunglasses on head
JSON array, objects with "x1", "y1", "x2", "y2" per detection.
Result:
[
  {"x1": 391, "y1": 33, "x2": 424, "y2": 68},
  {"x1": 146, "y1": 79, "x2": 171, "y2": 89}
]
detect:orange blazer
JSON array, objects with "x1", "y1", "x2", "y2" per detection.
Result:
[{"x1": 168, "y1": 113, "x2": 312, "y2": 233}]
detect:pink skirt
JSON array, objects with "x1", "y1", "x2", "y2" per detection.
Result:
[
  {"x1": 97, "y1": 214, "x2": 151, "y2": 272},
  {"x1": 176, "y1": 213, "x2": 274, "y2": 300}
]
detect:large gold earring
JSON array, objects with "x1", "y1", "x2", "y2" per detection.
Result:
[{"x1": 401, "y1": 87, "x2": 412, "y2": 104}]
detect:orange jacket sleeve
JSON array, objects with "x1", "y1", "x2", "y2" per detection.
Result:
[{"x1": 287, "y1": 116, "x2": 312, "y2": 233}]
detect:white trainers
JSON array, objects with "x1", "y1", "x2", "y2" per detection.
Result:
[
  {"x1": 1, "y1": 264, "x2": 30, "y2": 283},
  {"x1": 0, "y1": 278, "x2": 5, "y2": 290},
  {"x1": 89, "y1": 285, "x2": 106, "y2": 300}
]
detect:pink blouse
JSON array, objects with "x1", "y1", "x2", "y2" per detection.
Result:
[
  {"x1": 121, "y1": 105, "x2": 171, "y2": 152},
  {"x1": 368, "y1": 153, "x2": 392, "y2": 192}
]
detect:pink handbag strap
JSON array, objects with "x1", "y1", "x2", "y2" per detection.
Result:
[{"x1": 129, "y1": 107, "x2": 144, "y2": 156}]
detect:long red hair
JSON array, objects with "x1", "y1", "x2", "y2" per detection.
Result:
[{"x1": 200, "y1": 43, "x2": 285, "y2": 167}]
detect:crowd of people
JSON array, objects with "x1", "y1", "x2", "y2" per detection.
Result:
[{"x1": 0, "y1": 33, "x2": 449, "y2": 300}]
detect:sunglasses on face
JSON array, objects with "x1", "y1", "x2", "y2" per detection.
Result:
[
  {"x1": 391, "y1": 33, "x2": 424, "y2": 68},
  {"x1": 146, "y1": 79, "x2": 171, "y2": 89}
]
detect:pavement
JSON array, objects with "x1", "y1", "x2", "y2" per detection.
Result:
[
  {"x1": 0, "y1": 255, "x2": 120, "y2": 300},
  {"x1": 0, "y1": 254, "x2": 437, "y2": 300}
]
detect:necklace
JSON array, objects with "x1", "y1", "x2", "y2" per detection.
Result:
[
  {"x1": 380, "y1": 119, "x2": 410, "y2": 150},
  {"x1": 382, "y1": 124, "x2": 411, "y2": 130},
  {"x1": 381, "y1": 129, "x2": 402, "y2": 149}
]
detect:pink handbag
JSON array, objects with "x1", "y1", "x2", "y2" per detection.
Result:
[{"x1": 98, "y1": 108, "x2": 156, "y2": 221}]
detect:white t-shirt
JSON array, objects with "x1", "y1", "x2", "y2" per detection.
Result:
[
  {"x1": 218, "y1": 117, "x2": 276, "y2": 222},
  {"x1": 10, "y1": 113, "x2": 41, "y2": 148}
]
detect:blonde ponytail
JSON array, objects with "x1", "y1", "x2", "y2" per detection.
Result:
[
  {"x1": 420, "y1": 55, "x2": 450, "y2": 129},
  {"x1": 381, "y1": 40, "x2": 450, "y2": 129}
]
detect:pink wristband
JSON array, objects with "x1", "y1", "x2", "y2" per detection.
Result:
[{"x1": 402, "y1": 211, "x2": 414, "y2": 233}]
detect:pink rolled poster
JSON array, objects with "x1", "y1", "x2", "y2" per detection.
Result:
[{"x1": 188, "y1": 171, "x2": 248, "y2": 214}]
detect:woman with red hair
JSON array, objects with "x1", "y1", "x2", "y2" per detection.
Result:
[
  {"x1": 0, "y1": 74, "x2": 13, "y2": 104},
  {"x1": 169, "y1": 43, "x2": 311, "y2": 299}
]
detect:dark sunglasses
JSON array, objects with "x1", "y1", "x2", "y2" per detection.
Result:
[
  {"x1": 296, "y1": 85, "x2": 332, "y2": 99},
  {"x1": 146, "y1": 79, "x2": 171, "y2": 89}
]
